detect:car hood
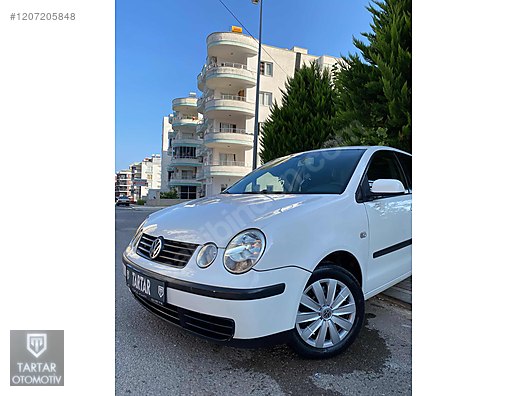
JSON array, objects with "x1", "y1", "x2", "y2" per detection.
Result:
[{"x1": 143, "y1": 193, "x2": 329, "y2": 247}]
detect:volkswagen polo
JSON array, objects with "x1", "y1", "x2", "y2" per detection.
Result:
[{"x1": 122, "y1": 146, "x2": 412, "y2": 358}]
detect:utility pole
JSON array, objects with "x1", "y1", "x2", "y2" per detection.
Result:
[{"x1": 251, "y1": 0, "x2": 263, "y2": 170}]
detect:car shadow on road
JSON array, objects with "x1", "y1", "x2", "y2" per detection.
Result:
[
  {"x1": 221, "y1": 314, "x2": 391, "y2": 395},
  {"x1": 122, "y1": 300, "x2": 393, "y2": 396}
]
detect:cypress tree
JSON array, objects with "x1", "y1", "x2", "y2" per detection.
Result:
[
  {"x1": 333, "y1": 0, "x2": 411, "y2": 152},
  {"x1": 259, "y1": 62, "x2": 336, "y2": 163}
]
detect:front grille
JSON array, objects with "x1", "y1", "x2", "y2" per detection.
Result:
[
  {"x1": 132, "y1": 292, "x2": 235, "y2": 342},
  {"x1": 136, "y1": 233, "x2": 197, "y2": 268}
]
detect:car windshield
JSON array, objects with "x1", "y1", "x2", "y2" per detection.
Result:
[{"x1": 224, "y1": 149, "x2": 366, "y2": 195}]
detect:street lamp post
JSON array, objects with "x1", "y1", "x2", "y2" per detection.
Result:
[{"x1": 252, "y1": 0, "x2": 263, "y2": 170}]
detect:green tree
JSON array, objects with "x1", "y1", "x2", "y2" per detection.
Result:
[
  {"x1": 333, "y1": 0, "x2": 411, "y2": 152},
  {"x1": 259, "y1": 62, "x2": 336, "y2": 163}
]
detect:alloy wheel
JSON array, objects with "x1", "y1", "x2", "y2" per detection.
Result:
[{"x1": 295, "y1": 278, "x2": 356, "y2": 348}]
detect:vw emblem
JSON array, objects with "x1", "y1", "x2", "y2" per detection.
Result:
[
  {"x1": 149, "y1": 237, "x2": 164, "y2": 259},
  {"x1": 158, "y1": 285, "x2": 165, "y2": 299}
]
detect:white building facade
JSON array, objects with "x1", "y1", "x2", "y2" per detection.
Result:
[
  {"x1": 116, "y1": 155, "x2": 161, "y2": 202},
  {"x1": 160, "y1": 30, "x2": 338, "y2": 198},
  {"x1": 160, "y1": 93, "x2": 203, "y2": 199},
  {"x1": 115, "y1": 169, "x2": 132, "y2": 199},
  {"x1": 196, "y1": 31, "x2": 338, "y2": 196},
  {"x1": 140, "y1": 154, "x2": 161, "y2": 199},
  {"x1": 160, "y1": 115, "x2": 173, "y2": 192}
]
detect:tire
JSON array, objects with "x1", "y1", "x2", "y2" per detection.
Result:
[{"x1": 290, "y1": 263, "x2": 365, "y2": 359}]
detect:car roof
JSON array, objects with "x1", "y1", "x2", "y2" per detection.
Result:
[{"x1": 289, "y1": 146, "x2": 411, "y2": 157}]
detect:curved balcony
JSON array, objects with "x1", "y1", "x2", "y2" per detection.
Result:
[
  {"x1": 203, "y1": 95, "x2": 254, "y2": 119},
  {"x1": 197, "y1": 65, "x2": 206, "y2": 92},
  {"x1": 168, "y1": 155, "x2": 203, "y2": 167},
  {"x1": 169, "y1": 136, "x2": 202, "y2": 147},
  {"x1": 168, "y1": 177, "x2": 202, "y2": 187},
  {"x1": 171, "y1": 116, "x2": 200, "y2": 128},
  {"x1": 202, "y1": 161, "x2": 252, "y2": 178},
  {"x1": 172, "y1": 97, "x2": 197, "y2": 111},
  {"x1": 205, "y1": 62, "x2": 256, "y2": 90},
  {"x1": 207, "y1": 32, "x2": 258, "y2": 57},
  {"x1": 204, "y1": 128, "x2": 254, "y2": 149}
]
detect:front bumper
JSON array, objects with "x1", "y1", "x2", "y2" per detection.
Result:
[{"x1": 122, "y1": 251, "x2": 312, "y2": 341}]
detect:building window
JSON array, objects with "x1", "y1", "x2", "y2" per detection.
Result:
[
  {"x1": 219, "y1": 153, "x2": 236, "y2": 165},
  {"x1": 220, "y1": 122, "x2": 237, "y2": 132},
  {"x1": 180, "y1": 186, "x2": 197, "y2": 199},
  {"x1": 174, "y1": 146, "x2": 196, "y2": 159},
  {"x1": 259, "y1": 91, "x2": 273, "y2": 106},
  {"x1": 260, "y1": 62, "x2": 273, "y2": 76},
  {"x1": 181, "y1": 170, "x2": 195, "y2": 179}
]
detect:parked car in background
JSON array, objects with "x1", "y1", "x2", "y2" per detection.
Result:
[
  {"x1": 122, "y1": 146, "x2": 411, "y2": 358},
  {"x1": 116, "y1": 195, "x2": 131, "y2": 206}
]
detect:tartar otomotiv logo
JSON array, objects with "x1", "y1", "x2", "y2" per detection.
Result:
[
  {"x1": 27, "y1": 333, "x2": 47, "y2": 358},
  {"x1": 10, "y1": 330, "x2": 64, "y2": 386}
]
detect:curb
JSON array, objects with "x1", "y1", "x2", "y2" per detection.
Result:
[{"x1": 381, "y1": 276, "x2": 412, "y2": 306}]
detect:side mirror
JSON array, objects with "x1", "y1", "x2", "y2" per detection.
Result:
[{"x1": 370, "y1": 179, "x2": 405, "y2": 195}]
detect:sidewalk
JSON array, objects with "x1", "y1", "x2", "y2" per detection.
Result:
[
  {"x1": 382, "y1": 276, "x2": 412, "y2": 305},
  {"x1": 130, "y1": 205, "x2": 164, "y2": 211}
]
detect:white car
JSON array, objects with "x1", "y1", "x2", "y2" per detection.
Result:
[
  {"x1": 116, "y1": 196, "x2": 131, "y2": 206},
  {"x1": 123, "y1": 146, "x2": 411, "y2": 358}
]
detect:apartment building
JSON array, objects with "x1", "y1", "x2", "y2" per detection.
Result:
[
  {"x1": 129, "y1": 162, "x2": 142, "y2": 202},
  {"x1": 115, "y1": 169, "x2": 132, "y2": 199},
  {"x1": 196, "y1": 30, "x2": 338, "y2": 196},
  {"x1": 160, "y1": 115, "x2": 172, "y2": 192},
  {"x1": 116, "y1": 155, "x2": 161, "y2": 202},
  {"x1": 140, "y1": 154, "x2": 161, "y2": 198},
  {"x1": 160, "y1": 93, "x2": 203, "y2": 199}
]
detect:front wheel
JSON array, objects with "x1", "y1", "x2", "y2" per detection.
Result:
[{"x1": 290, "y1": 264, "x2": 365, "y2": 359}]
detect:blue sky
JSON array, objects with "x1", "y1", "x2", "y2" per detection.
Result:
[{"x1": 116, "y1": 0, "x2": 373, "y2": 171}]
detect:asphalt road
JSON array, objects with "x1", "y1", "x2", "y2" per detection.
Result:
[{"x1": 115, "y1": 207, "x2": 412, "y2": 396}]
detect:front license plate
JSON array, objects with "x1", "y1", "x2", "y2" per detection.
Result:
[{"x1": 126, "y1": 267, "x2": 166, "y2": 305}]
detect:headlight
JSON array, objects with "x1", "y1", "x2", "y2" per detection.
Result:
[
  {"x1": 130, "y1": 219, "x2": 147, "y2": 247},
  {"x1": 223, "y1": 229, "x2": 266, "y2": 274},
  {"x1": 196, "y1": 243, "x2": 218, "y2": 268}
]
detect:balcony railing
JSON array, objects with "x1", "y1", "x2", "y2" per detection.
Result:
[
  {"x1": 172, "y1": 116, "x2": 200, "y2": 124},
  {"x1": 207, "y1": 160, "x2": 249, "y2": 167},
  {"x1": 172, "y1": 97, "x2": 197, "y2": 108},
  {"x1": 220, "y1": 94, "x2": 249, "y2": 102},
  {"x1": 200, "y1": 95, "x2": 251, "y2": 104},
  {"x1": 207, "y1": 61, "x2": 252, "y2": 72},
  {"x1": 206, "y1": 32, "x2": 258, "y2": 54},
  {"x1": 171, "y1": 154, "x2": 200, "y2": 160},
  {"x1": 169, "y1": 174, "x2": 197, "y2": 180},
  {"x1": 208, "y1": 128, "x2": 253, "y2": 135},
  {"x1": 171, "y1": 131, "x2": 201, "y2": 140},
  {"x1": 200, "y1": 95, "x2": 254, "y2": 117}
]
